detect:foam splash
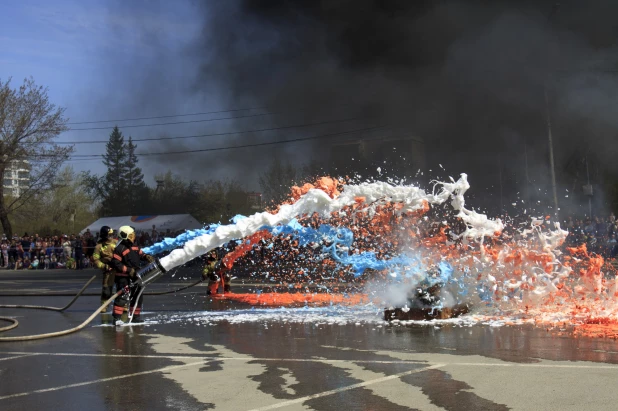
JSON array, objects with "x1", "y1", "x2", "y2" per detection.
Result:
[
  {"x1": 143, "y1": 226, "x2": 218, "y2": 255},
  {"x1": 160, "y1": 173, "x2": 500, "y2": 270},
  {"x1": 150, "y1": 173, "x2": 618, "y2": 338}
]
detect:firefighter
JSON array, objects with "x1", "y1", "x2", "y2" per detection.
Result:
[
  {"x1": 202, "y1": 248, "x2": 232, "y2": 294},
  {"x1": 93, "y1": 226, "x2": 116, "y2": 311},
  {"x1": 109, "y1": 226, "x2": 155, "y2": 325}
]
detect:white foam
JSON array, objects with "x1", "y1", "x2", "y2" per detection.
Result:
[
  {"x1": 137, "y1": 308, "x2": 541, "y2": 329},
  {"x1": 160, "y1": 174, "x2": 503, "y2": 271}
]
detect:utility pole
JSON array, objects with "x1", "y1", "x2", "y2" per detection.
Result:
[
  {"x1": 545, "y1": 3, "x2": 560, "y2": 221},
  {"x1": 584, "y1": 154, "x2": 593, "y2": 217},
  {"x1": 544, "y1": 87, "x2": 560, "y2": 220},
  {"x1": 498, "y1": 156, "x2": 504, "y2": 216},
  {"x1": 524, "y1": 144, "x2": 531, "y2": 205}
]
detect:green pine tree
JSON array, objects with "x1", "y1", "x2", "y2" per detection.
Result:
[
  {"x1": 101, "y1": 126, "x2": 127, "y2": 215},
  {"x1": 125, "y1": 136, "x2": 147, "y2": 214}
]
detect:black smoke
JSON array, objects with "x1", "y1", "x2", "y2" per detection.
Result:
[{"x1": 105, "y1": 0, "x2": 618, "y2": 217}]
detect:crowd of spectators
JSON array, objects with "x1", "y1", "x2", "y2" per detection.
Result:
[
  {"x1": 132, "y1": 226, "x2": 184, "y2": 249},
  {"x1": 0, "y1": 231, "x2": 97, "y2": 270},
  {"x1": 3, "y1": 211, "x2": 616, "y2": 273},
  {"x1": 0, "y1": 225, "x2": 189, "y2": 270},
  {"x1": 233, "y1": 234, "x2": 338, "y2": 285},
  {"x1": 564, "y1": 213, "x2": 618, "y2": 258}
]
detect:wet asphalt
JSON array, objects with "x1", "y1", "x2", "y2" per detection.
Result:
[{"x1": 1, "y1": 269, "x2": 618, "y2": 410}]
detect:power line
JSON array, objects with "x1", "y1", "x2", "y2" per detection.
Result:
[
  {"x1": 66, "y1": 106, "x2": 266, "y2": 125},
  {"x1": 56, "y1": 117, "x2": 364, "y2": 144},
  {"x1": 64, "y1": 103, "x2": 356, "y2": 125},
  {"x1": 30, "y1": 125, "x2": 387, "y2": 160},
  {"x1": 62, "y1": 111, "x2": 282, "y2": 131}
]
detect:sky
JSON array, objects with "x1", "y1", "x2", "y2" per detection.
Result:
[
  {"x1": 1, "y1": 0, "x2": 220, "y2": 185},
  {"x1": 3, "y1": 0, "x2": 618, "y2": 217}
]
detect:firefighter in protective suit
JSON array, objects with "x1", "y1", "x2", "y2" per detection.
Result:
[
  {"x1": 92, "y1": 226, "x2": 116, "y2": 311},
  {"x1": 202, "y1": 248, "x2": 232, "y2": 294},
  {"x1": 110, "y1": 226, "x2": 155, "y2": 324}
]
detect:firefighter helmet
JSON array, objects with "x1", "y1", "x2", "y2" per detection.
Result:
[
  {"x1": 119, "y1": 225, "x2": 135, "y2": 240},
  {"x1": 99, "y1": 225, "x2": 113, "y2": 240}
]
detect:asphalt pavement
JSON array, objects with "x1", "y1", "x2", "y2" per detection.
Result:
[{"x1": 1, "y1": 268, "x2": 618, "y2": 410}]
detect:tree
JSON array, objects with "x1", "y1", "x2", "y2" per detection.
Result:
[
  {"x1": 0, "y1": 77, "x2": 72, "y2": 238},
  {"x1": 84, "y1": 126, "x2": 127, "y2": 216},
  {"x1": 102, "y1": 126, "x2": 126, "y2": 214},
  {"x1": 145, "y1": 171, "x2": 254, "y2": 225},
  {"x1": 258, "y1": 156, "x2": 297, "y2": 205},
  {"x1": 11, "y1": 166, "x2": 96, "y2": 236},
  {"x1": 47, "y1": 167, "x2": 97, "y2": 234},
  {"x1": 125, "y1": 136, "x2": 147, "y2": 214},
  {"x1": 149, "y1": 170, "x2": 193, "y2": 215},
  {"x1": 196, "y1": 179, "x2": 255, "y2": 224}
]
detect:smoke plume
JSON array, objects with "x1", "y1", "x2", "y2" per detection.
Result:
[{"x1": 104, "y1": 0, "x2": 618, "y2": 216}]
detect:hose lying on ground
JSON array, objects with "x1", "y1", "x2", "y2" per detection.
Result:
[
  {"x1": 0, "y1": 275, "x2": 97, "y2": 311},
  {"x1": 146, "y1": 279, "x2": 203, "y2": 295},
  {"x1": 0, "y1": 317, "x2": 18, "y2": 333},
  {"x1": 0, "y1": 290, "x2": 123, "y2": 342},
  {"x1": 0, "y1": 276, "x2": 204, "y2": 297},
  {"x1": 0, "y1": 275, "x2": 205, "y2": 342}
]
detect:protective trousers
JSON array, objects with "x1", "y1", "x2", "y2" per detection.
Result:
[
  {"x1": 101, "y1": 269, "x2": 116, "y2": 307},
  {"x1": 112, "y1": 276, "x2": 143, "y2": 319},
  {"x1": 207, "y1": 272, "x2": 232, "y2": 294}
]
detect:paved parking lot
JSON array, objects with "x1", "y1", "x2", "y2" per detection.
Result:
[{"x1": 2, "y1": 270, "x2": 618, "y2": 410}]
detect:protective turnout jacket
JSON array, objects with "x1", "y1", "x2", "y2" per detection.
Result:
[
  {"x1": 202, "y1": 259, "x2": 220, "y2": 277},
  {"x1": 93, "y1": 239, "x2": 115, "y2": 272},
  {"x1": 110, "y1": 239, "x2": 149, "y2": 277}
]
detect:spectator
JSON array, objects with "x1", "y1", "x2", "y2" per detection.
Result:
[
  {"x1": 584, "y1": 219, "x2": 595, "y2": 235},
  {"x1": 9, "y1": 240, "x2": 17, "y2": 268},
  {"x1": 20, "y1": 234, "x2": 31, "y2": 260},
  {"x1": 151, "y1": 225, "x2": 158, "y2": 242},
  {"x1": 1, "y1": 239, "x2": 8, "y2": 268},
  {"x1": 565, "y1": 216, "x2": 574, "y2": 230},
  {"x1": 73, "y1": 235, "x2": 84, "y2": 270},
  {"x1": 85, "y1": 232, "x2": 96, "y2": 264},
  {"x1": 595, "y1": 217, "x2": 606, "y2": 237},
  {"x1": 62, "y1": 236, "x2": 72, "y2": 261},
  {"x1": 35, "y1": 235, "x2": 43, "y2": 259}
]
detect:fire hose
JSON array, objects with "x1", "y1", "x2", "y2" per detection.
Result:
[
  {"x1": 0, "y1": 258, "x2": 197, "y2": 342},
  {"x1": 0, "y1": 275, "x2": 98, "y2": 311}
]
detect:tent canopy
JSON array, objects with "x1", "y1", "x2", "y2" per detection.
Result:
[{"x1": 81, "y1": 214, "x2": 203, "y2": 236}]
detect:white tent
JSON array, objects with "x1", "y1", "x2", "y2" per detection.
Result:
[{"x1": 81, "y1": 214, "x2": 203, "y2": 236}]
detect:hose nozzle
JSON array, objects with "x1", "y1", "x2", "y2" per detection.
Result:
[{"x1": 134, "y1": 258, "x2": 167, "y2": 287}]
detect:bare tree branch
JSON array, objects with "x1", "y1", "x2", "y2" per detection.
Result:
[{"x1": 0, "y1": 77, "x2": 72, "y2": 237}]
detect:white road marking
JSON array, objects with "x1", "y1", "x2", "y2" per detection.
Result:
[
  {"x1": 0, "y1": 351, "x2": 425, "y2": 364},
  {"x1": 0, "y1": 353, "x2": 39, "y2": 362},
  {"x1": 1, "y1": 351, "x2": 618, "y2": 370},
  {"x1": 449, "y1": 362, "x2": 618, "y2": 369},
  {"x1": 246, "y1": 364, "x2": 446, "y2": 411},
  {"x1": 0, "y1": 360, "x2": 206, "y2": 401}
]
